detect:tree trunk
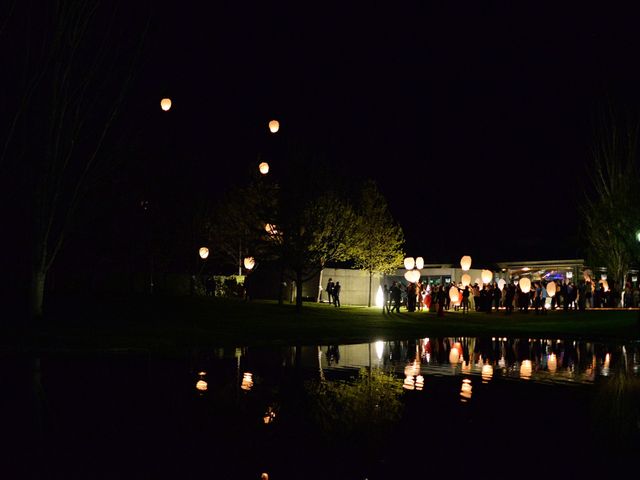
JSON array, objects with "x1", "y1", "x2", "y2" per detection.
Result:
[
  {"x1": 296, "y1": 270, "x2": 304, "y2": 312},
  {"x1": 367, "y1": 270, "x2": 372, "y2": 307},
  {"x1": 29, "y1": 269, "x2": 46, "y2": 322}
]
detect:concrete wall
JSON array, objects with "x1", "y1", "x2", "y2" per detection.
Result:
[{"x1": 316, "y1": 268, "x2": 384, "y2": 306}]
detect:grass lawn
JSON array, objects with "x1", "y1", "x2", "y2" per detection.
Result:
[{"x1": 3, "y1": 295, "x2": 640, "y2": 353}]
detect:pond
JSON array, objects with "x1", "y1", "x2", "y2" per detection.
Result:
[{"x1": 2, "y1": 337, "x2": 639, "y2": 479}]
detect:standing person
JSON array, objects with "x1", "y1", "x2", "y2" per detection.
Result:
[
  {"x1": 504, "y1": 283, "x2": 515, "y2": 314},
  {"x1": 473, "y1": 284, "x2": 481, "y2": 311},
  {"x1": 390, "y1": 281, "x2": 401, "y2": 313},
  {"x1": 437, "y1": 286, "x2": 446, "y2": 317},
  {"x1": 462, "y1": 285, "x2": 470, "y2": 313},
  {"x1": 326, "y1": 278, "x2": 334, "y2": 304},
  {"x1": 383, "y1": 284, "x2": 391, "y2": 313},
  {"x1": 333, "y1": 281, "x2": 341, "y2": 307},
  {"x1": 493, "y1": 283, "x2": 501, "y2": 311}
]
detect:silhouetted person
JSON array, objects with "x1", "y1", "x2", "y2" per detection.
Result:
[
  {"x1": 333, "y1": 281, "x2": 341, "y2": 307},
  {"x1": 326, "y1": 278, "x2": 334, "y2": 304},
  {"x1": 390, "y1": 281, "x2": 401, "y2": 313}
]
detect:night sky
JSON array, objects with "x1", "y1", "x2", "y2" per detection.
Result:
[{"x1": 98, "y1": 2, "x2": 640, "y2": 266}]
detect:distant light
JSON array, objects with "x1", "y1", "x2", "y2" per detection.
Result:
[
  {"x1": 415, "y1": 257, "x2": 424, "y2": 270},
  {"x1": 268, "y1": 120, "x2": 279, "y2": 133},
  {"x1": 160, "y1": 98, "x2": 172, "y2": 111},
  {"x1": 636, "y1": 230, "x2": 640, "y2": 242},
  {"x1": 522, "y1": 267, "x2": 530, "y2": 271},
  {"x1": 375, "y1": 340, "x2": 384, "y2": 360},
  {"x1": 566, "y1": 271, "x2": 573, "y2": 279},
  {"x1": 199, "y1": 247, "x2": 209, "y2": 259},
  {"x1": 375, "y1": 286, "x2": 384, "y2": 308},
  {"x1": 460, "y1": 255, "x2": 472, "y2": 271},
  {"x1": 259, "y1": 162, "x2": 269, "y2": 174},
  {"x1": 196, "y1": 380, "x2": 207, "y2": 391}
]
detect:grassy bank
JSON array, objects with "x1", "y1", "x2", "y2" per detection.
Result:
[{"x1": 3, "y1": 295, "x2": 640, "y2": 353}]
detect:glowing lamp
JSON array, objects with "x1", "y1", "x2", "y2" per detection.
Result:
[
  {"x1": 243, "y1": 257, "x2": 255, "y2": 270},
  {"x1": 259, "y1": 162, "x2": 269, "y2": 174},
  {"x1": 461, "y1": 274, "x2": 471, "y2": 287},
  {"x1": 519, "y1": 277, "x2": 531, "y2": 294},
  {"x1": 546, "y1": 281, "x2": 557, "y2": 297},
  {"x1": 460, "y1": 255, "x2": 472, "y2": 271},
  {"x1": 375, "y1": 286, "x2": 384, "y2": 308},
  {"x1": 498, "y1": 278, "x2": 506, "y2": 291},
  {"x1": 160, "y1": 98, "x2": 172, "y2": 111},
  {"x1": 268, "y1": 120, "x2": 279, "y2": 133},
  {"x1": 199, "y1": 247, "x2": 209, "y2": 259},
  {"x1": 449, "y1": 288, "x2": 460, "y2": 303},
  {"x1": 481, "y1": 269, "x2": 493, "y2": 284},
  {"x1": 415, "y1": 257, "x2": 424, "y2": 269},
  {"x1": 404, "y1": 257, "x2": 415, "y2": 270}
]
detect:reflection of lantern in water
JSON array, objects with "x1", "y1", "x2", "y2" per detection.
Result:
[
  {"x1": 520, "y1": 360, "x2": 532, "y2": 380},
  {"x1": 461, "y1": 274, "x2": 471, "y2": 287},
  {"x1": 375, "y1": 340, "x2": 384, "y2": 360},
  {"x1": 481, "y1": 269, "x2": 493, "y2": 284},
  {"x1": 547, "y1": 354, "x2": 557, "y2": 373},
  {"x1": 415, "y1": 375, "x2": 424, "y2": 391},
  {"x1": 403, "y1": 375, "x2": 415, "y2": 390},
  {"x1": 199, "y1": 247, "x2": 209, "y2": 259},
  {"x1": 415, "y1": 257, "x2": 424, "y2": 270},
  {"x1": 519, "y1": 277, "x2": 531, "y2": 294},
  {"x1": 481, "y1": 364, "x2": 493, "y2": 383},
  {"x1": 449, "y1": 347, "x2": 460, "y2": 365},
  {"x1": 460, "y1": 378, "x2": 472, "y2": 401},
  {"x1": 263, "y1": 406, "x2": 276, "y2": 425},
  {"x1": 460, "y1": 256, "x2": 472, "y2": 271},
  {"x1": 241, "y1": 372, "x2": 254, "y2": 391},
  {"x1": 404, "y1": 257, "x2": 415, "y2": 270},
  {"x1": 602, "y1": 353, "x2": 610, "y2": 376}
]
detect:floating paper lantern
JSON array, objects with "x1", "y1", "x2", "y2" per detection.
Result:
[
  {"x1": 196, "y1": 380, "x2": 208, "y2": 391},
  {"x1": 460, "y1": 255, "x2": 472, "y2": 271},
  {"x1": 404, "y1": 271, "x2": 413, "y2": 283},
  {"x1": 243, "y1": 257, "x2": 255, "y2": 270},
  {"x1": 498, "y1": 278, "x2": 506, "y2": 291},
  {"x1": 268, "y1": 120, "x2": 279, "y2": 133},
  {"x1": 546, "y1": 281, "x2": 557, "y2": 297},
  {"x1": 415, "y1": 257, "x2": 424, "y2": 270},
  {"x1": 199, "y1": 247, "x2": 209, "y2": 259},
  {"x1": 519, "y1": 277, "x2": 531, "y2": 294},
  {"x1": 404, "y1": 257, "x2": 415, "y2": 271},
  {"x1": 410, "y1": 270, "x2": 421, "y2": 283},
  {"x1": 160, "y1": 98, "x2": 172, "y2": 111},
  {"x1": 481, "y1": 269, "x2": 493, "y2": 284},
  {"x1": 259, "y1": 162, "x2": 269, "y2": 174},
  {"x1": 449, "y1": 287, "x2": 460, "y2": 303},
  {"x1": 461, "y1": 274, "x2": 471, "y2": 287}
]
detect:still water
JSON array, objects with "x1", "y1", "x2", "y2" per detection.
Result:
[{"x1": 2, "y1": 337, "x2": 639, "y2": 479}]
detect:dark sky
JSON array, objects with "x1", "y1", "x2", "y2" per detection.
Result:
[{"x1": 121, "y1": 1, "x2": 640, "y2": 265}]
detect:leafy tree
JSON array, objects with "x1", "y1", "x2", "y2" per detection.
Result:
[
  {"x1": 351, "y1": 180, "x2": 405, "y2": 306},
  {"x1": 582, "y1": 108, "x2": 640, "y2": 293}
]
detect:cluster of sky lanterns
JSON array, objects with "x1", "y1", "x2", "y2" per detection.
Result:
[
  {"x1": 199, "y1": 246, "x2": 256, "y2": 272},
  {"x1": 403, "y1": 256, "x2": 424, "y2": 283}
]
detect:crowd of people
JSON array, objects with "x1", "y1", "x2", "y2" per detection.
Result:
[{"x1": 382, "y1": 278, "x2": 640, "y2": 314}]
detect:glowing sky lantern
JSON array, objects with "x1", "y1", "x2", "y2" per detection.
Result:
[
  {"x1": 415, "y1": 257, "x2": 424, "y2": 270},
  {"x1": 404, "y1": 271, "x2": 413, "y2": 282},
  {"x1": 404, "y1": 257, "x2": 415, "y2": 270},
  {"x1": 449, "y1": 287, "x2": 460, "y2": 303},
  {"x1": 410, "y1": 269, "x2": 421, "y2": 283},
  {"x1": 160, "y1": 98, "x2": 172, "y2": 111},
  {"x1": 243, "y1": 257, "x2": 255, "y2": 270},
  {"x1": 196, "y1": 380, "x2": 208, "y2": 391},
  {"x1": 199, "y1": 247, "x2": 209, "y2": 259},
  {"x1": 461, "y1": 274, "x2": 471, "y2": 287},
  {"x1": 460, "y1": 255, "x2": 472, "y2": 271},
  {"x1": 519, "y1": 277, "x2": 532, "y2": 294},
  {"x1": 481, "y1": 269, "x2": 493, "y2": 284},
  {"x1": 268, "y1": 119, "x2": 279, "y2": 133},
  {"x1": 259, "y1": 162, "x2": 269, "y2": 174},
  {"x1": 546, "y1": 281, "x2": 557, "y2": 297},
  {"x1": 498, "y1": 278, "x2": 506, "y2": 291}
]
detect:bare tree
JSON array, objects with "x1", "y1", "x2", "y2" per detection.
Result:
[{"x1": 1, "y1": 2, "x2": 147, "y2": 320}]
